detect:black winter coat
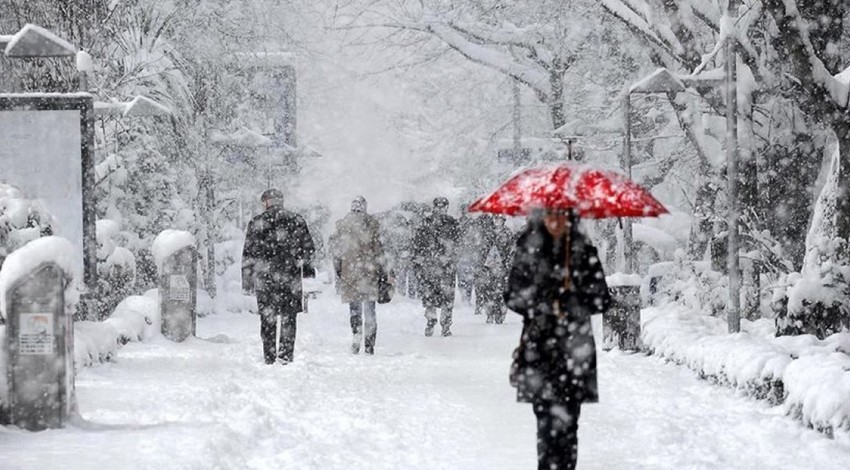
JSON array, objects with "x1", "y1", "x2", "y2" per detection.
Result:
[
  {"x1": 242, "y1": 206, "x2": 315, "y2": 315},
  {"x1": 504, "y1": 217, "x2": 610, "y2": 405},
  {"x1": 412, "y1": 213, "x2": 460, "y2": 307}
]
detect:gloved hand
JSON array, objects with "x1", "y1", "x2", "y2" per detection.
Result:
[{"x1": 302, "y1": 263, "x2": 316, "y2": 279}]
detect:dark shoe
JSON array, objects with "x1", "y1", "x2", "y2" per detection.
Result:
[
  {"x1": 364, "y1": 345, "x2": 374, "y2": 355},
  {"x1": 425, "y1": 319, "x2": 437, "y2": 337},
  {"x1": 351, "y1": 341, "x2": 361, "y2": 354},
  {"x1": 441, "y1": 325, "x2": 452, "y2": 337}
]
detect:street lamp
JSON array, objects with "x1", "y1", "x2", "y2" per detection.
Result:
[
  {"x1": 624, "y1": 59, "x2": 740, "y2": 332},
  {"x1": 1, "y1": 24, "x2": 76, "y2": 58}
]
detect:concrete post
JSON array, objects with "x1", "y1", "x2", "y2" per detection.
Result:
[
  {"x1": 158, "y1": 246, "x2": 197, "y2": 341},
  {"x1": 3, "y1": 263, "x2": 73, "y2": 430}
]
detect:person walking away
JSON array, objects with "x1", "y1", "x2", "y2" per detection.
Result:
[
  {"x1": 479, "y1": 215, "x2": 513, "y2": 324},
  {"x1": 503, "y1": 208, "x2": 611, "y2": 470},
  {"x1": 242, "y1": 189, "x2": 316, "y2": 365},
  {"x1": 330, "y1": 196, "x2": 387, "y2": 355},
  {"x1": 413, "y1": 197, "x2": 460, "y2": 337}
]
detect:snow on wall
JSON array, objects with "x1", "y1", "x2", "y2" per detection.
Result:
[{"x1": 151, "y1": 230, "x2": 195, "y2": 272}]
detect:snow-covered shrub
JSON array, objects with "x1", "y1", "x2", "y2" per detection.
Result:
[
  {"x1": 774, "y1": 148, "x2": 850, "y2": 339},
  {"x1": 0, "y1": 184, "x2": 55, "y2": 269},
  {"x1": 93, "y1": 219, "x2": 137, "y2": 320},
  {"x1": 645, "y1": 251, "x2": 726, "y2": 316},
  {"x1": 74, "y1": 295, "x2": 158, "y2": 368}
]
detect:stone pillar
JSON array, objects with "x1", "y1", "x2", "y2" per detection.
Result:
[
  {"x1": 3, "y1": 262, "x2": 73, "y2": 430},
  {"x1": 158, "y1": 246, "x2": 197, "y2": 342},
  {"x1": 603, "y1": 274, "x2": 642, "y2": 352}
]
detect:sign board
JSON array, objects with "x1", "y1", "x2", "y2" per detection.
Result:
[
  {"x1": 169, "y1": 275, "x2": 190, "y2": 301},
  {"x1": 0, "y1": 94, "x2": 96, "y2": 291},
  {"x1": 18, "y1": 313, "x2": 55, "y2": 355}
]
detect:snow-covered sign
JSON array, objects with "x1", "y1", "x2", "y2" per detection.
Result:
[
  {"x1": 169, "y1": 275, "x2": 191, "y2": 302},
  {"x1": 18, "y1": 313, "x2": 54, "y2": 355},
  {"x1": 0, "y1": 95, "x2": 96, "y2": 286}
]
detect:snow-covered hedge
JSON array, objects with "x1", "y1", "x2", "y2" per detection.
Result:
[
  {"x1": 643, "y1": 304, "x2": 850, "y2": 436},
  {"x1": 73, "y1": 295, "x2": 159, "y2": 368}
]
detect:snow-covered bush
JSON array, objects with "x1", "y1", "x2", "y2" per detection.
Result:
[
  {"x1": 0, "y1": 184, "x2": 55, "y2": 269},
  {"x1": 74, "y1": 295, "x2": 159, "y2": 368},
  {"x1": 93, "y1": 219, "x2": 137, "y2": 320},
  {"x1": 774, "y1": 148, "x2": 850, "y2": 339},
  {"x1": 645, "y1": 252, "x2": 726, "y2": 316}
]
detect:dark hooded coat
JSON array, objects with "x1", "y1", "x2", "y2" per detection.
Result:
[
  {"x1": 504, "y1": 215, "x2": 610, "y2": 404},
  {"x1": 242, "y1": 205, "x2": 315, "y2": 315}
]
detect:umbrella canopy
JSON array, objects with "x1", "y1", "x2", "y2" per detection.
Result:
[{"x1": 468, "y1": 163, "x2": 668, "y2": 218}]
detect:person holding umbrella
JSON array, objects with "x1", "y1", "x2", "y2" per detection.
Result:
[
  {"x1": 504, "y1": 208, "x2": 609, "y2": 470},
  {"x1": 469, "y1": 162, "x2": 667, "y2": 470}
]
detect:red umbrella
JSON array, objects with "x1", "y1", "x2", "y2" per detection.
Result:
[{"x1": 468, "y1": 163, "x2": 668, "y2": 218}]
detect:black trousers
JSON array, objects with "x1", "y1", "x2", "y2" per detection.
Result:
[
  {"x1": 533, "y1": 400, "x2": 581, "y2": 470},
  {"x1": 257, "y1": 291, "x2": 297, "y2": 364}
]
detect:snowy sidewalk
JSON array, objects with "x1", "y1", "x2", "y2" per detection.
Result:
[{"x1": 2, "y1": 292, "x2": 849, "y2": 469}]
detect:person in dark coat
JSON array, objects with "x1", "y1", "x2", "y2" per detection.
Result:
[
  {"x1": 242, "y1": 189, "x2": 316, "y2": 365},
  {"x1": 477, "y1": 214, "x2": 513, "y2": 324},
  {"x1": 412, "y1": 197, "x2": 460, "y2": 337},
  {"x1": 504, "y1": 208, "x2": 610, "y2": 470}
]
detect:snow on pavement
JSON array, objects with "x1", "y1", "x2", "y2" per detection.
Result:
[{"x1": 2, "y1": 291, "x2": 850, "y2": 469}]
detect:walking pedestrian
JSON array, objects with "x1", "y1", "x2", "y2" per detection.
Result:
[
  {"x1": 412, "y1": 197, "x2": 460, "y2": 337},
  {"x1": 242, "y1": 189, "x2": 316, "y2": 365},
  {"x1": 478, "y1": 215, "x2": 513, "y2": 324},
  {"x1": 330, "y1": 196, "x2": 388, "y2": 355},
  {"x1": 504, "y1": 208, "x2": 611, "y2": 470}
]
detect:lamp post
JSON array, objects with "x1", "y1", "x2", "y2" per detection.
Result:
[{"x1": 624, "y1": 59, "x2": 741, "y2": 333}]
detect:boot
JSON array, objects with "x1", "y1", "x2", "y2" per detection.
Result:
[
  {"x1": 351, "y1": 316, "x2": 362, "y2": 354},
  {"x1": 425, "y1": 319, "x2": 437, "y2": 337}
]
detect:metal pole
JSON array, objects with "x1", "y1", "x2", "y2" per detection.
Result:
[
  {"x1": 512, "y1": 80, "x2": 521, "y2": 151},
  {"x1": 622, "y1": 93, "x2": 635, "y2": 273},
  {"x1": 726, "y1": 31, "x2": 741, "y2": 333}
]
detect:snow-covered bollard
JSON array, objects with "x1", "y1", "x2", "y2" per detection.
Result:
[
  {"x1": 0, "y1": 237, "x2": 78, "y2": 431},
  {"x1": 603, "y1": 273, "x2": 642, "y2": 352},
  {"x1": 152, "y1": 230, "x2": 197, "y2": 342}
]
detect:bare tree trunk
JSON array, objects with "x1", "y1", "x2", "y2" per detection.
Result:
[{"x1": 548, "y1": 62, "x2": 566, "y2": 133}]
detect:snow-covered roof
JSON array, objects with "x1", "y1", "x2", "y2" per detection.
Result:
[{"x1": 4, "y1": 24, "x2": 76, "y2": 58}]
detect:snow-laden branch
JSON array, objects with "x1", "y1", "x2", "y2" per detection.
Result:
[
  {"x1": 598, "y1": 0, "x2": 681, "y2": 62},
  {"x1": 361, "y1": 18, "x2": 554, "y2": 99},
  {"x1": 762, "y1": 0, "x2": 849, "y2": 109}
]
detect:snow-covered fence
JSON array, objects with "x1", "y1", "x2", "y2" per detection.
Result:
[{"x1": 642, "y1": 304, "x2": 850, "y2": 436}]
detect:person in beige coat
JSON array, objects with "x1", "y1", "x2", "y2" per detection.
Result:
[{"x1": 330, "y1": 196, "x2": 387, "y2": 354}]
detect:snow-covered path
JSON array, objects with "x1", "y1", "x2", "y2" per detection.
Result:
[{"x1": 3, "y1": 291, "x2": 850, "y2": 469}]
